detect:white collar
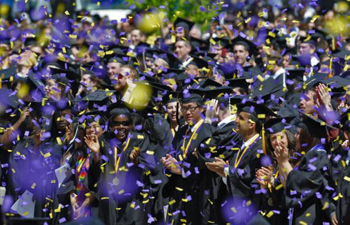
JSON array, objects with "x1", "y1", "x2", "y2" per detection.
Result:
[
  {"x1": 188, "y1": 119, "x2": 203, "y2": 133},
  {"x1": 218, "y1": 115, "x2": 236, "y2": 129},
  {"x1": 242, "y1": 133, "x2": 260, "y2": 148}
]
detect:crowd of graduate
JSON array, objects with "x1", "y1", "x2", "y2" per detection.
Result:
[{"x1": 0, "y1": 0, "x2": 349, "y2": 225}]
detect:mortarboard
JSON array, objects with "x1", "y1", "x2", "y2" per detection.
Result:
[
  {"x1": 180, "y1": 92, "x2": 203, "y2": 104},
  {"x1": 298, "y1": 113, "x2": 335, "y2": 139},
  {"x1": 0, "y1": 88, "x2": 19, "y2": 110},
  {"x1": 174, "y1": 17, "x2": 195, "y2": 31},
  {"x1": 238, "y1": 100, "x2": 276, "y2": 121},
  {"x1": 78, "y1": 90, "x2": 116, "y2": 109},
  {"x1": 319, "y1": 76, "x2": 350, "y2": 96},
  {"x1": 189, "y1": 85, "x2": 233, "y2": 101},
  {"x1": 195, "y1": 78, "x2": 223, "y2": 89},
  {"x1": 187, "y1": 56, "x2": 209, "y2": 69},
  {"x1": 225, "y1": 78, "x2": 250, "y2": 94},
  {"x1": 285, "y1": 68, "x2": 306, "y2": 82},
  {"x1": 50, "y1": 67, "x2": 81, "y2": 96},
  {"x1": 264, "y1": 117, "x2": 295, "y2": 134},
  {"x1": 252, "y1": 77, "x2": 286, "y2": 101}
]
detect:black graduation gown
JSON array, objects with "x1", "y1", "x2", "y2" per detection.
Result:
[
  {"x1": 284, "y1": 145, "x2": 336, "y2": 224},
  {"x1": 143, "y1": 114, "x2": 173, "y2": 221},
  {"x1": 336, "y1": 162, "x2": 350, "y2": 225},
  {"x1": 9, "y1": 137, "x2": 57, "y2": 218},
  {"x1": 260, "y1": 167, "x2": 289, "y2": 225},
  {"x1": 88, "y1": 131, "x2": 153, "y2": 225},
  {"x1": 226, "y1": 137, "x2": 268, "y2": 224},
  {"x1": 196, "y1": 121, "x2": 243, "y2": 224},
  {"x1": 164, "y1": 122, "x2": 215, "y2": 225}
]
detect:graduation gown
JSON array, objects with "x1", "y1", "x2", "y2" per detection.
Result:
[
  {"x1": 9, "y1": 137, "x2": 57, "y2": 218},
  {"x1": 260, "y1": 167, "x2": 289, "y2": 225},
  {"x1": 284, "y1": 144, "x2": 336, "y2": 224},
  {"x1": 164, "y1": 121, "x2": 215, "y2": 225},
  {"x1": 88, "y1": 131, "x2": 153, "y2": 225},
  {"x1": 226, "y1": 136, "x2": 268, "y2": 224},
  {"x1": 336, "y1": 162, "x2": 350, "y2": 225},
  {"x1": 197, "y1": 120, "x2": 243, "y2": 224}
]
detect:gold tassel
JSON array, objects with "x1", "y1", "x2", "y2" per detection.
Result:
[
  {"x1": 262, "y1": 124, "x2": 267, "y2": 155},
  {"x1": 328, "y1": 57, "x2": 333, "y2": 78}
]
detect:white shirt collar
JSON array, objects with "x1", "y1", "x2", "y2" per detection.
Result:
[
  {"x1": 241, "y1": 133, "x2": 260, "y2": 149},
  {"x1": 217, "y1": 115, "x2": 236, "y2": 129},
  {"x1": 188, "y1": 119, "x2": 203, "y2": 133}
]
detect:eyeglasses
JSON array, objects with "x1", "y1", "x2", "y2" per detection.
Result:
[
  {"x1": 112, "y1": 121, "x2": 131, "y2": 126},
  {"x1": 181, "y1": 106, "x2": 199, "y2": 113}
]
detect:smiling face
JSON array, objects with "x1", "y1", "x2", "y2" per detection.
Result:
[
  {"x1": 174, "y1": 41, "x2": 191, "y2": 62},
  {"x1": 233, "y1": 45, "x2": 249, "y2": 66},
  {"x1": 166, "y1": 101, "x2": 181, "y2": 123},
  {"x1": 235, "y1": 111, "x2": 251, "y2": 137},
  {"x1": 112, "y1": 114, "x2": 132, "y2": 141},
  {"x1": 180, "y1": 102, "x2": 203, "y2": 125}
]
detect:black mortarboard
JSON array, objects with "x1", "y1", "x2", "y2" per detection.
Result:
[
  {"x1": 56, "y1": 60, "x2": 81, "y2": 74},
  {"x1": 285, "y1": 68, "x2": 306, "y2": 82},
  {"x1": 231, "y1": 35, "x2": 257, "y2": 56},
  {"x1": 304, "y1": 73, "x2": 329, "y2": 88},
  {"x1": 180, "y1": 92, "x2": 203, "y2": 104},
  {"x1": 252, "y1": 77, "x2": 285, "y2": 101},
  {"x1": 298, "y1": 113, "x2": 335, "y2": 139},
  {"x1": 300, "y1": 35, "x2": 316, "y2": 47},
  {"x1": 226, "y1": 78, "x2": 250, "y2": 94},
  {"x1": 174, "y1": 17, "x2": 195, "y2": 31},
  {"x1": 264, "y1": 117, "x2": 295, "y2": 134},
  {"x1": 110, "y1": 107, "x2": 131, "y2": 118},
  {"x1": 163, "y1": 68, "x2": 185, "y2": 75},
  {"x1": 196, "y1": 51, "x2": 218, "y2": 60},
  {"x1": 50, "y1": 67, "x2": 81, "y2": 95},
  {"x1": 79, "y1": 90, "x2": 116, "y2": 109},
  {"x1": 27, "y1": 73, "x2": 46, "y2": 94},
  {"x1": 0, "y1": 67, "x2": 16, "y2": 85},
  {"x1": 80, "y1": 110, "x2": 107, "y2": 126},
  {"x1": 189, "y1": 86, "x2": 233, "y2": 101},
  {"x1": 238, "y1": 101, "x2": 276, "y2": 121},
  {"x1": 196, "y1": 78, "x2": 223, "y2": 89},
  {"x1": 187, "y1": 56, "x2": 209, "y2": 69},
  {"x1": 319, "y1": 76, "x2": 350, "y2": 96}
]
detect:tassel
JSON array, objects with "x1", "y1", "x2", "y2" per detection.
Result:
[
  {"x1": 328, "y1": 57, "x2": 333, "y2": 78},
  {"x1": 262, "y1": 123, "x2": 267, "y2": 155}
]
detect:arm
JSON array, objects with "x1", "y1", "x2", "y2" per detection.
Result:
[{"x1": 0, "y1": 107, "x2": 29, "y2": 145}]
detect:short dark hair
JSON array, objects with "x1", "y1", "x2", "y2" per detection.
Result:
[{"x1": 248, "y1": 114, "x2": 262, "y2": 133}]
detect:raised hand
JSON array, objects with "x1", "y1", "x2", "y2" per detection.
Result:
[
  {"x1": 84, "y1": 134, "x2": 100, "y2": 154},
  {"x1": 274, "y1": 141, "x2": 289, "y2": 164},
  {"x1": 18, "y1": 107, "x2": 30, "y2": 123}
]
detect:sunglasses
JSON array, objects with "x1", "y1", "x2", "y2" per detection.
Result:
[{"x1": 112, "y1": 121, "x2": 131, "y2": 126}]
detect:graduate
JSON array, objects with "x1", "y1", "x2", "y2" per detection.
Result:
[
  {"x1": 255, "y1": 117, "x2": 297, "y2": 225},
  {"x1": 161, "y1": 93, "x2": 215, "y2": 225},
  {"x1": 86, "y1": 107, "x2": 154, "y2": 225},
  {"x1": 274, "y1": 113, "x2": 337, "y2": 224},
  {"x1": 206, "y1": 101, "x2": 274, "y2": 224}
]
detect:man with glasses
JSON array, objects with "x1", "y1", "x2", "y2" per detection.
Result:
[{"x1": 161, "y1": 93, "x2": 214, "y2": 225}]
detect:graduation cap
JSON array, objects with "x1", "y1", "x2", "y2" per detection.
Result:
[
  {"x1": 231, "y1": 35, "x2": 257, "y2": 56},
  {"x1": 319, "y1": 76, "x2": 350, "y2": 96},
  {"x1": 24, "y1": 37, "x2": 37, "y2": 47},
  {"x1": 189, "y1": 85, "x2": 233, "y2": 101},
  {"x1": 264, "y1": 117, "x2": 295, "y2": 134},
  {"x1": 50, "y1": 67, "x2": 81, "y2": 95},
  {"x1": 180, "y1": 92, "x2": 203, "y2": 104},
  {"x1": 56, "y1": 60, "x2": 81, "y2": 74},
  {"x1": 187, "y1": 56, "x2": 209, "y2": 69},
  {"x1": 174, "y1": 17, "x2": 195, "y2": 31},
  {"x1": 0, "y1": 67, "x2": 16, "y2": 86},
  {"x1": 226, "y1": 78, "x2": 250, "y2": 94},
  {"x1": 195, "y1": 78, "x2": 223, "y2": 89},
  {"x1": 26, "y1": 73, "x2": 46, "y2": 95},
  {"x1": 78, "y1": 90, "x2": 116, "y2": 109},
  {"x1": 285, "y1": 68, "x2": 306, "y2": 82},
  {"x1": 298, "y1": 113, "x2": 335, "y2": 139},
  {"x1": 238, "y1": 100, "x2": 277, "y2": 124},
  {"x1": 163, "y1": 68, "x2": 185, "y2": 75},
  {"x1": 190, "y1": 37, "x2": 207, "y2": 52},
  {"x1": 304, "y1": 73, "x2": 330, "y2": 89},
  {"x1": 252, "y1": 77, "x2": 285, "y2": 101}
]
